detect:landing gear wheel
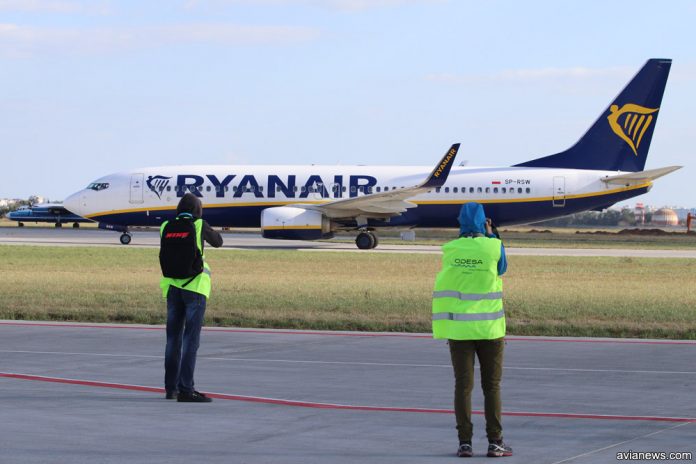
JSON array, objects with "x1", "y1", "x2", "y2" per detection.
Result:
[
  {"x1": 370, "y1": 233, "x2": 379, "y2": 249},
  {"x1": 355, "y1": 232, "x2": 376, "y2": 250},
  {"x1": 120, "y1": 233, "x2": 132, "y2": 245},
  {"x1": 73, "y1": 222, "x2": 80, "y2": 228},
  {"x1": 55, "y1": 222, "x2": 62, "y2": 228},
  {"x1": 18, "y1": 222, "x2": 24, "y2": 227}
]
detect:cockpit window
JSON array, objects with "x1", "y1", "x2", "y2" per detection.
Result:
[{"x1": 87, "y1": 183, "x2": 110, "y2": 191}]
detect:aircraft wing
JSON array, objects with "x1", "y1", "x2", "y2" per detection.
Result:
[
  {"x1": 601, "y1": 166, "x2": 682, "y2": 186},
  {"x1": 302, "y1": 143, "x2": 460, "y2": 221}
]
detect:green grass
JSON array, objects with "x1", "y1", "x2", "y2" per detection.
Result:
[
  {"x1": 330, "y1": 228, "x2": 696, "y2": 249},
  {"x1": 1, "y1": 245, "x2": 695, "y2": 339}
]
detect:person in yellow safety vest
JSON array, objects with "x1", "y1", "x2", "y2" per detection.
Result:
[
  {"x1": 160, "y1": 193, "x2": 223, "y2": 403},
  {"x1": 432, "y1": 202, "x2": 513, "y2": 458}
]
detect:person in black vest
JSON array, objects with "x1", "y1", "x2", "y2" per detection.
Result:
[{"x1": 160, "y1": 193, "x2": 222, "y2": 402}]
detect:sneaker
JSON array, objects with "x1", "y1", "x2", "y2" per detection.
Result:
[
  {"x1": 165, "y1": 390, "x2": 178, "y2": 400},
  {"x1": 487, "y1": 441, "x2": 512, "y2": 457},
  {"x1": 177, "y1": 391, "x2": 212, "y2": 403},
  {"x1": 457, "y1": 442, "x2": 473, "y2": 458}
]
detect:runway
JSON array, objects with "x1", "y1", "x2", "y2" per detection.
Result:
[
  {"x1": 1, "y1": 321, "x2": 694, "y2": 463},
  {"x1": 1, "y1": 227, "x2": 694, "y2": 258}
]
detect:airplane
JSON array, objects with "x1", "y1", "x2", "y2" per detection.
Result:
[
  {"x1": 7, "y1": 203, "x2": 92, "y2": 228},
  {"x1": 64, "y1": 58, "x2": 680, "y2": 248}
]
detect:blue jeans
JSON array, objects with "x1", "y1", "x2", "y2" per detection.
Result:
[{"x1": 164, "y1": 286, "x2": 207, "y2": 394}]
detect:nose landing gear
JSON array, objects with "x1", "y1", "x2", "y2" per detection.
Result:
[{"x1": 120, "y1": 232, "x2": 132, "y2": 245}]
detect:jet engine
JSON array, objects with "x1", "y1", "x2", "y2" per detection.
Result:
[{"x1": 261, "y1": 206, "x2": 333, "y2": 240}]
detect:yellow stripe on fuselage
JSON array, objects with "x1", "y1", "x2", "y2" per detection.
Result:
[
  {"x1": 84, "y1": 200, "x2": 329, "y2": 219},
  {"x1": 84, "y1": 182, "x2": 651, "y2": 219},
  {"x1": 261, "y1": 225, "x2": 322, "y2": 230}
]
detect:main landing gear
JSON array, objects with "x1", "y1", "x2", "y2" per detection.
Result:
[
  {"x1": 355, "y1": 231, "x2": 379, "y2": 250},
  {"x1": 120, "y1": 232, "x2": 132, "y2": 245}
]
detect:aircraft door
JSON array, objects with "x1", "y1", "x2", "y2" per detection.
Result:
[
  {"x1": 553, "y1": 176, "x2": 565, "y2": 207},
  {"x1": 130, "y1": 173, "x2": 144, "y2": 204}
]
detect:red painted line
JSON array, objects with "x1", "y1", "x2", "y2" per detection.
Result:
[
  {"x1": 0, "y1": 321, "x2": 163, "y2": 332},
  {"x1": 1, "y1": 321, "x2": 695, "y2": 345},
  {"x1": 0, "y1": 372, "x2": 162, "y2": 394},
  {"x1": 2, "y1": 372, "x2": 695, "y2": 423}
]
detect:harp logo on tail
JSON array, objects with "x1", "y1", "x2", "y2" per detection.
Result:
[{"x1": 607, "y1": 103, "x2": 659, "y2": 156}]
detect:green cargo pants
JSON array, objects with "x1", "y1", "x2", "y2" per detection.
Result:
[{"x1": 448, "y1": 338, "x2": 505, "y2": 443}]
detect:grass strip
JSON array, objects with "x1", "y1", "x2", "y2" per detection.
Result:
[{"x1": 1, "y1": 245, "x2": 694, "y2": 339}]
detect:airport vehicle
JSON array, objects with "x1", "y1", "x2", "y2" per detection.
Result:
[
  {"x1": 64, "y1": 59, "x2": 680, "y2": 248},
  {"x1": 7, "y1": 203, "x2": 92, "y2": 228}
]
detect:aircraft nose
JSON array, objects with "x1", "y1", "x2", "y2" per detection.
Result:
[{"x1": 64, "y1": 190, "x2": 89, "y2": 218}]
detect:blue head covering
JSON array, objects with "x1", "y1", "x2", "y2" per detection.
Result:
[{"x1": 458, "y1": 202, "x2": 487, "y2": 236}]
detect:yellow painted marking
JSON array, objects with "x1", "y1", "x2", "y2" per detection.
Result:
[
  {"x1": 627, "y1": 113, "x2": 638, "y2": 134},
  {"x1": 637, "y1": 114, "x2": 653, "y2": 148},
  {"x1": 85, "y1": 200, "x2": 330, "y2": 219},
  {"x1": 261, "y1": 225, "x2": 322, "y2": 230}
]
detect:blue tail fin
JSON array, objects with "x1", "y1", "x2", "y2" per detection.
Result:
[{"x1": 515, "y1": 58, "x2": 671, "y2": 172}]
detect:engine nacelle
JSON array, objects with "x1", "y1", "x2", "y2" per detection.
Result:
[{"x1": 261, "y1": 206, "x2": 333, "y2": 240}]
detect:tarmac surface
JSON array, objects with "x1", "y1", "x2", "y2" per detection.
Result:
[
  {"x1": 1, "y1": 227, "x2": 694, "y2": 258},
  {"x1": 1, "y1": 321, "x2": 694, "y2": 463}
]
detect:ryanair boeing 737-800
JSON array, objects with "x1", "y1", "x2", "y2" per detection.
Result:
[{"x1": 65, "y1": 59, "x2": 680, "y2": 248}]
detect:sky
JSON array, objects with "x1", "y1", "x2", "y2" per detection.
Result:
[{"x1": 1, "y1": 0, "x2": 694, "y2": 208}]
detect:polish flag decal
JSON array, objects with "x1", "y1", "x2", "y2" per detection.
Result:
[{"x1": 491, "y1": 181, "x2": 501, "y2": 185}]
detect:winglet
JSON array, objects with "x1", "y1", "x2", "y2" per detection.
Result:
[{"x1": 421, "y1": 143, "x2": 460, "y2": 189}]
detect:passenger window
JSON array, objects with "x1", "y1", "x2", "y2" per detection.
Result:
[
  {"x1": 166, "y1": 186, "x2": 171, "y2": 192},
  {"x1": 526, "y1": 187, "x2": 531, "y2": 193},
  {"x1": 501, "y1": 187, "x2": 506, "y2": 193},
  {"x1": 445, "y1": 187, "x2": 450, "y2": 193},
  {"x1": 233, "y1": 186, "x2": 238, "y2": 192},
  {"x1": 485, "y1": 187, "x2": 490, "y2": 193},
  {"x1": 493, "y1": 187, "x2": 499, "y2": 193},
  {"x1": 453, "y1": 187, "x2": 458, "y2": 193},
  {"x1": 435, "y1": 187, "x2": 441, "y2": 193},
  {"x1": 206, "y1": 186, "x2": 211, "y2": 192},
  {"x1": 518, "y1": 188, "x2": 523, "y2": 193},
  {"x1": 469, "y1": 187, "x2": 474, "y2": 193},
  {"x1": 477, "y1": 187, "x2": 482, "y2": 193}
]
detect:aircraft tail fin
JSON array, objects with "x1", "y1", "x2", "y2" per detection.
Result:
[{"x1": 515, "y1": 58, "x2": 671, "y2": 172}]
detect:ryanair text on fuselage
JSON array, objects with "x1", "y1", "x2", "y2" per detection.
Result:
[{"x1": 150, "y1": 174, "x2": 379, "y2": 199}]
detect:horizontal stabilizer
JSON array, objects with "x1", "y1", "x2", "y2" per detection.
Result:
[{"x1": 601, "y1": 166, "x2": 682, "y2": 185}]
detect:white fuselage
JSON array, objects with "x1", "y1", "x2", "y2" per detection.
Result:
[{"x1": 64, "y1": 164, "x2": 650, "y2": 230}]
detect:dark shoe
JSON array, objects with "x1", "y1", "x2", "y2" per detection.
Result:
[
  {"x1": 487, "y1": 441, "x2": 512, "y2": 457},
  {"x1": 177, "y1": 390, "x2": 212, "y2": 403},
  {"x1": 165, "y1": 390, "x2": 178, "y2": 400},
  {"x1": 457, "y1": 442, "x2": 473, "y2": 457}
]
